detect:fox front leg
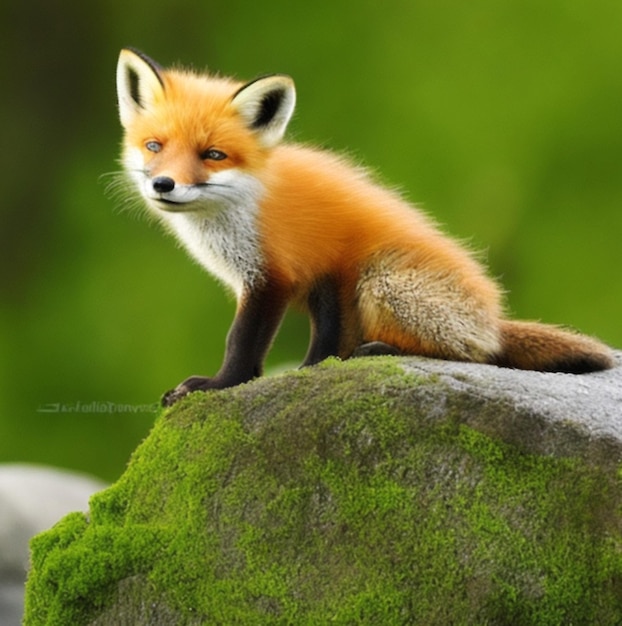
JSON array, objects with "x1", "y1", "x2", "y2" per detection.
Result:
[
  {"x1": 162, "y1": 285, "x2": 289, "y2": 406},
  {"x1": 301, "y1": 276, "x2": 343, "y2": 366}
]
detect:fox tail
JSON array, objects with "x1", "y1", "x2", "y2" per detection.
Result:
[{"x1": 492, "y1": 320, "x2": 615, "y2": 373}]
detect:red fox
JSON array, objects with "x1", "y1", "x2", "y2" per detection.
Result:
[{"x1": 116, "y1": 48, "x2": 614, "y2": 406}]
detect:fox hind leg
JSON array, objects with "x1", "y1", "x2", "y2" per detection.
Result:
[{"x1": 356, "y1": 261, "x2": 501, "y2": 363}]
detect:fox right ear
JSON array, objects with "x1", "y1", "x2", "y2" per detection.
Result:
[
  {"x1": 231, "y1": 74, "x2": 296, "y2": 148},
  {"x1": 116, "y1": 48, "x2": 165, "y2": 128}
]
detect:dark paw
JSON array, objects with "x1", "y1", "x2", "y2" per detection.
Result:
[
  {"x1": 161, "y1": 375, "x2": 214, "y2": 407},
  {"x1": 352, "y1": 341, "x2": 404, "y2": 357}
]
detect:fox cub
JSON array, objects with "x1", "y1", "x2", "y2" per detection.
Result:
[{"x1": 116, "y1": 48, "x2": 614, "y2": 406}]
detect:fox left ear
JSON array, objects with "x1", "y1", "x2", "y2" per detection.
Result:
[
  {"x1": 231, "y1": 75, "x2": 296, "y2": 148},
  {"x1": 116, "y1": 48, "x2": 165, "y2": 128}
]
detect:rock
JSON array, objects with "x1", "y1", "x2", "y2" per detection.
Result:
[
  {"x1": 23, "y1": 354, "x2": 622, "y2": 625},
  {"x1": 0, "y1": 465, "x2": 106, "y2": 626}
]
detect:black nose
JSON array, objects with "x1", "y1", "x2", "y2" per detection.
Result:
[{"x1": 152, "y1": 176, "x2": 175, "y2": 193}]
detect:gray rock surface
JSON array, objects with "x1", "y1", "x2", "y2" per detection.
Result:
[{"x1": 398, "y1": 351, "x2": 622, "y2": 460}]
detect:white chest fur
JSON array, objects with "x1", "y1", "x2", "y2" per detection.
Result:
[
  {"x1": 163, "y1": 209, "x2": 264, "y2": 297},
  {"x1": 151, "y1": 171, "x2": 266, "y2": 298}
]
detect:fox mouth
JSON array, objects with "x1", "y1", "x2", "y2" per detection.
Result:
[
  {"x1": 149, "y1": 196, "x2": 198, "y2": 213},
  {"x1": 155, "y1": 197, "x2": 183, "y2": 205}
]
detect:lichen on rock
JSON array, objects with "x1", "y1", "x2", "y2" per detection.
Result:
[{"x1": 24, "y1": 355, "x2": 622, "y2": 625}]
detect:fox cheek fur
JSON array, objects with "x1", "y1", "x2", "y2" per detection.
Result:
[{"x1": 116, "y1": 48, "x2": 614, "y2": 407}]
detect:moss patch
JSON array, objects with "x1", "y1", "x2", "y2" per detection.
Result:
[{"x1": 24, "y1": 359, "x2": 622, "y2": 625}]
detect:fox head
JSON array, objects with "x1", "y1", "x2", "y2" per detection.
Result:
[{"x1": 116, "y1": 48, "x2": 296, "y2": 213}]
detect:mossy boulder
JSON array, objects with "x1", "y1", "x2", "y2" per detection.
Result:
[{"x1": 24, "y1": 355, "x2": 622, "y2": 625}]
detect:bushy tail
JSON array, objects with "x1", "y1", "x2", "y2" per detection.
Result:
[{"x1": 493, "y1": 320, "x2": 615, "y2": 373}]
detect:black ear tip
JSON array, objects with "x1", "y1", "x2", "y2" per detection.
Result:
[
  {"x1": 120, "y1": 48, "x2": 165, "y2": 92},
  {"x1": 123, "y1": 47, "x2": 164, "y2": 74},
  {"x1": 118, "y1": 48, "x2": 166, "y2": 111}
]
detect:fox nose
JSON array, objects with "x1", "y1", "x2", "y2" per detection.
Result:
[{"x1": 152, "y1": 176, "x2": 175, "y2": 193}]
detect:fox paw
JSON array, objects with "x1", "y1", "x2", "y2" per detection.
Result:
[
  {"x1": 161, "y1": 375, "x2": 214, "y2": 407},
  {"x1": 352, "y1": 341, "x2": 404, "y2": 357}
]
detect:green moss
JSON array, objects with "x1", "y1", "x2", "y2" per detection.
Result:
[
  {"x1": 26, "y1": 511, "x2": 167, "y2": 625},
  {"x1": 24, "y1": 359, "x2": 622, "y2": 625}
]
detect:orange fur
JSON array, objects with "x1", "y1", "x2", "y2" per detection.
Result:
[
  {"x1": 117, "y1": 49, "x2": 615, "y2": 377},
  {"x1": 123, "y1": 70, "x2": 271, "y2": 183},
  {"x1": 257, "y1": 145, "x2": 504, "y2": 358}
]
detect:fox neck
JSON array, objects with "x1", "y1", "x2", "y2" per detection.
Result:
[{"x1": 153, "y1": 177, "x2": 266, "y2": 298}]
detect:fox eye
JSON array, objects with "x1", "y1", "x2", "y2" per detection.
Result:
[
  {"x1": 200, "y1": 148, "x2": 227, "y2": 161},
  {"x1": 146, "y1": 141, "x2": 162, "y2": 153}
]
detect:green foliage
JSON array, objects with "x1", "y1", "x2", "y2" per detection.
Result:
[
  {"x1": 2, "y1": 0, "x2": 621, "y2": 481},
  {"x1": 24, "y1": 360, "x2": 622, "y2": 624}
]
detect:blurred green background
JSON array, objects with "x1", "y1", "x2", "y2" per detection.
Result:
[{"x1": 1, "y1": 0, "x2": 621, "y2": 482}]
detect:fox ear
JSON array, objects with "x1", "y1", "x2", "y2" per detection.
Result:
[
  {"x1": 231, "y1": 75, "x2": 296, "y2": 148},
  {"x1": 116, "y1": 48, "x2": 165, "y2": 128}
]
